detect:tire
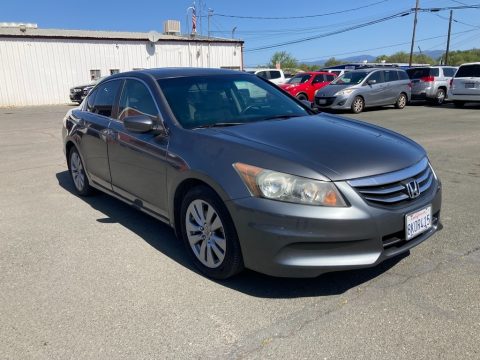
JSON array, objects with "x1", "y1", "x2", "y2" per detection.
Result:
[
  {"x1": 394, "y1": 93, "x2": 408, "y2": 109},
  {"x1": 68, "y1": 146, "x2": 94, "y2": 196},
  {"x1": 296, "y1": 93, "x2": 308, "y2": 101},
  {"x1": 432, "y1": 88, "x2": 446, "y2": 105},
  {"x1": 180, "y1": 185, "x2": 244, "y2": 279},
  {"x1": 351, "y1": 96, "x2": 364, "y2": 114},
  {"x1": 454, "y1": 101, "x2": 465, "y2": 108}
]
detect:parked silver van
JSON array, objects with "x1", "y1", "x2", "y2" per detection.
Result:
[
  {"x1": 314, "y1": 68, "x2": 411, "y2": 113},
  {"x1": 407, "y1": 66, "x2": 457, "y2": 105}
]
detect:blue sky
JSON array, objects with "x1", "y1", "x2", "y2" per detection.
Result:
[{"x1": 2, "y1": 0, "x2": 479, "y2": 66}]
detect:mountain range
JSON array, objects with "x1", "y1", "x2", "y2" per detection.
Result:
[{"x1": 305, "y1": 50, "x2": 445, "y2": 65}]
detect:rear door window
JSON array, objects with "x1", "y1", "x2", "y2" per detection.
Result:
[
  {"x1": 455, "y1": 65, "x2": 480, "y2": 78},
  {"x1": 90, "y1": 80, "x2": 122, "y2": 117},
  {"x1": 398, "y1": 71, "x2": 409, "y2": 80},
  {"x1": 326, "y1": 74, "x2": 336, "y2": 81},
  {"x1": 442, "y1": 67, "x2": 456, "y2": 77},
  {"x1": 269, "y1": 71, "x2": 281, "y2": 79},
  {"x1": 312, "y1": 75, "x2": 325, "y2": 84},
  {"x1": 384, "y1": 70, "x2": 399, "y2": 82}
]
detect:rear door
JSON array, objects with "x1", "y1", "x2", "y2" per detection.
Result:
[
  {"x1": 77, "y1": 79, "x2": 122, "y2": 190},
  {"x1": 384, "y1": 70, "x2": 400, "y2": 103},
  {"x1": 452, "y1": 64, "x2": 480, "y2": 96},
  {"x1": 107, "y1": 78, "x2": 169, "y2": 218}
]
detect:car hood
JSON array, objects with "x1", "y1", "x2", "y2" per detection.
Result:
[
  {"x1": 316, "y1": 84, "x2": 355, "y2": 97},
  {"x1": 71, "y1": 84, "x2": 90, "y2": 90},
  {"x1": 212, "y1": 114, "x2": 425, "y2": 181}
]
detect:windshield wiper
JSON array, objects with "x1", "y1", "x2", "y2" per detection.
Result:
[
  {"x1": 192, "y1": 122, "x2": 246, "y2": 129},
  {"x1": 263, "y1": 114, "x2": 302, "y2": 121}
]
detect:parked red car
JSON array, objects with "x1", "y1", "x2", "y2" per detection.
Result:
[{"x1": 279, "y1": 71, "x2": 337, "y2": 102}]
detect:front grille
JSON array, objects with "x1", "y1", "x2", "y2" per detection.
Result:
[
  {"x1": 315, "y1": 97, "x2": 336, "y2": 106},
  {"x1": 348, "y1": 158, "x2": 435, "y2": 206}
]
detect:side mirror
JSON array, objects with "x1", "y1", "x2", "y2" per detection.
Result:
[
  {"x1": 367, "y1": 79, "x2": 377, "y2": 85},
  {"x1": 123, "y1": 115, "x2": 154, "y2": 133}
]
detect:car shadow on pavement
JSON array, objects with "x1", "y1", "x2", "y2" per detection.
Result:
[{"x1": 56, "y1": 170, "x2": 409, "y2": 299}]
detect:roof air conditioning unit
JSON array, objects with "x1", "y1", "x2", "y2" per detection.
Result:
[{"x1": 163, "y1": 20, "x2": 181, "y2": 35}]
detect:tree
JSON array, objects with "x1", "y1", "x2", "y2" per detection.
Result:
[
  {"x1": 267, "y1": 51, "x2": 298, "y2": 70},
  {"x1": 439, "y1": 48, "x2": 480, "y2": 65},
  {"x1": 323, "y1": 57, "x2": 343, "y2": 67},
  {"x1": 375, "y1": 51, "x2": 434, "y2": 64}
]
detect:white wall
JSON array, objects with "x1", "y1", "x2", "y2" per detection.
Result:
[{"x1": 0, "y1": 38, "x2": 242, "y2": 106}]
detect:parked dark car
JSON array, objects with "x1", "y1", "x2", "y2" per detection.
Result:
[
  {"x1": 69, "y1": 78, "x2": 103, "y2": 104},
  {"x1": 62, "y1": 68, "x2": 442, "y2": 279}
]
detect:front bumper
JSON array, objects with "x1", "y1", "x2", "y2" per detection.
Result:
[
  {"x1": 314, "y1": 95, "x2": 353, "y2": 110},
  {"x1": 69, "y1": 91, "x2": 83, "y2": 102},
  {"x1": 226, "y1": 180, "x2": 442, "y2": 278}
]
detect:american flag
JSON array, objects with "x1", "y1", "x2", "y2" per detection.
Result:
[{"x1": 192, "y1": 6, "x2": 197, "y2": 33}]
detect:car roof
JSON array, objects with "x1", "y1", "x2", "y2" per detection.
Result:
[
  {"x1": 107, "y1": 67, "x2": 247, "y2": 80},
  {"x1": 458, "y1": 62, "x2": 480, "y2": 66}
]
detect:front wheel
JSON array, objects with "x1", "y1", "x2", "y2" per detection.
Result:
[
  {"x1": 68, "y1": 147, "x2": 94, "y2": 196},
  {"x1": 296, "y1": 93, "x2": 308, "y2": 101},
  {"x1": 180, "y1": 186, "x2": 244, "y2": 279},
  {"x1": 351, "y1": 96, "x2": 364, "y2": 114},
  {"x1": 394, "y1": 93, "x2": 407, "y2": 109}
]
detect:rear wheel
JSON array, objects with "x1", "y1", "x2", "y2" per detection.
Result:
[
  {"x1": 454, "y1": 101, "x2": 465, "y2": 108},
  {"x1": 180, "y1": 186, "x2": 244, "y2": 279},
  {"x1": 394, "y1": 93, "x2": 408, "y2": 109},
  {"x1": 351, "y1": 96, "x2": 364, "y2": 114},
  {"x1": 432, "y1": 88, "x2": 446, "y2": 105},
  {"x1": 68, "y1": 147, "x2": 94, "y2": 196}
]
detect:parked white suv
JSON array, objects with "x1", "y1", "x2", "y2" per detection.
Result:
[
  {"x1": 246, "y1": 68, "x2": 286, "y2": 85},
  {"x1": 448, "y1": 62, "x2": 480, "y2": 107}
]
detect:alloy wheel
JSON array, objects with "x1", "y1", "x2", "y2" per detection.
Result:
[
  {"x1": 185, "y1": 199, "x2": 226, "y2": 268},
  {"x1": 70, "y1": 151, "x2": 85, "y2": 191}
]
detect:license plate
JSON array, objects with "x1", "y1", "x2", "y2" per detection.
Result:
[
  {"x1": 405, "y1": 205, "x2": 432, "y2": 240},
  {"x1": 465, "y1": 83, "x2": 475, "y2": 88},
  {"x1": 319, "y1": 99, "x2": 327, "y2": 104}
]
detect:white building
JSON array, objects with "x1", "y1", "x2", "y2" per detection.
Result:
[{"x1": 0, "y1": 24, "x2": 244, "y2": 106}]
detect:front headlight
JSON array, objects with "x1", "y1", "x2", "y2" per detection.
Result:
[
  {"x1": 233, "y1": 163, "x2": 346, "y2": 206},
  {"x1": 334, "y1": 88, "x2": 355, "y2": 96}
]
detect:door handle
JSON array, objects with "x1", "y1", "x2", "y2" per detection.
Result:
[{"x1": 101, "y1": 129, "x2": 116, "y2": 142}]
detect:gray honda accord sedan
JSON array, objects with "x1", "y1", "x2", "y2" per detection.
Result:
[{"x1": 62, "y1": 68, "x2": 442, "y2": 279}]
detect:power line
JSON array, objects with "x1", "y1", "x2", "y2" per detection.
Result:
[
  {"x1": 245, "y1": 11, "x2": 412, "y2": 52},
  {"x1": 296, "y1": 28, "x2": 479, "y2": 62},
  {"x1": 212, "y1": 0, "x2": 392, "y2": 20}
]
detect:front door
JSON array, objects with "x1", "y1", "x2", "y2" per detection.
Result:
[
  {"x1": 77, "y1": 79, "x2": 122, "y2": 190},
  {"x1": 107, "y1": 79, "x2": 169, "y2": 218}
]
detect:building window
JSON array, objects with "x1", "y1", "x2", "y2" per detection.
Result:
[
  {"x1": 110, "y1": 69, "x2": 120, "y2": 75},
  {"x1": 90, "y1": 69, "x2": 101, "y2": 80}
]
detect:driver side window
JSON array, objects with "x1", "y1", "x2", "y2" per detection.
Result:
[
  {"x1": 117, "y1": 79, "x2": 158, "y2": 121},
  {"x1": 367, "y1": 71, "x2": 384, "y2": 84}
]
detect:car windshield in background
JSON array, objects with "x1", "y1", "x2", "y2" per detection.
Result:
[
  {"x1": 158, "y1": 75, "x2": 309, "y2": 129},
  {"x1": 287, "y1": 74, "x2": 312, "y2": 84},
  {"x1": 456, "y1": 64, "x2": 480, "y2": 77},
  {"x1": 331, "y1": 72, "x2": 368, "y2": 85}
]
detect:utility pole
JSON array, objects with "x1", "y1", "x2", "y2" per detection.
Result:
[
  {"x1": 409, "y1": 0, "x2": 420, "y2": 66},
  {"x1": 445, "y1": 10, "x2": 453, "y2": 65},
  {"x1": 207, "y1": 9, "x2": 213, "y2": 38}
]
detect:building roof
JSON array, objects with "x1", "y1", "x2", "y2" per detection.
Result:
[{"x1": 0, "y1": 26, "x2": 243, "y2": 44}]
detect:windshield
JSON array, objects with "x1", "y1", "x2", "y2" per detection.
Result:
[
  {"x1": 158, "y1": 74, "x2": 309, "y2": 129},
  {"x1": 331, "y1": 71, "x2": 368, "y2": 85},
  {"x1": 287, "y1": 74, "x2": 311, "y2": 85}
]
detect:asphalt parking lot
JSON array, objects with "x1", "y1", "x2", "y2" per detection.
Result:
[{"x1": 1, "y1": 102, "x2": 479, "y2": 359}]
